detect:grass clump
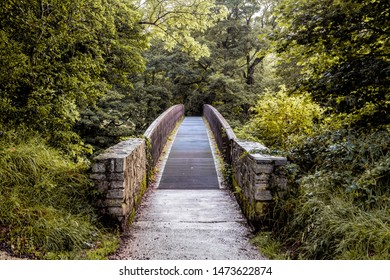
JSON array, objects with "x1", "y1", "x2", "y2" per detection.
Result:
[
  {"x1": 251, "y1": 232, "x2": 290, "y2": 260},
  {"x1": 0, "y1": 130, "x2": 117, "y2": 259},
  {"x1": 259, "y1": 129, "x2": 390, "y2": 259}
]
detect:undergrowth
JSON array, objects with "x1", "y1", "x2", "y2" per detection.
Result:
[
  {"x1": 262, "y1": 129, "x2": 390, "y2": 259},
  {"x1": 0, "y1": 129, "x2": 118, "y2": 259}
]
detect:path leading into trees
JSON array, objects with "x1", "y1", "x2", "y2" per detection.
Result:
[{"x1": 111, "y1": 117, "x2": 264, "y2": 260}]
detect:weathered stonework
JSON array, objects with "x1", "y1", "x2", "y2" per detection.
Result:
[
  {"x1": 91, "y1": 105, "x2": 184, "y2": 230},
  {"x1": 231, "y1": 140, "x2": 287, "y2": 224},
  {"x1": 203, "y1": 104, "x2": 288, "y2": 227},
  {"x1": 144, "y1": 104, "x2": 185, "y2": 166},
  {"x1": 90, "y1": 139, "x2": 147, "y2": 229},
  {"x1": 203, "y1": 104, "x2": 236, "y2": 163}
]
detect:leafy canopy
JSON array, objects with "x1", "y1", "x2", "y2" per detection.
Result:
[
  {"x1": 0, "y1": 0, "x2": 148, "y2": 158},
  {"x1": 274, "y1": 0, "x2": 390, "y2": 128},
  {"x1": 135, "y1": 0, "x2": 228, "y2": 60}
]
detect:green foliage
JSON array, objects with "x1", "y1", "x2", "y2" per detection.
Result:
[
  {"x1": 136, "y1": 0, "x2": 280, "y2": 122},
  {"x1": 237, "y1": 86, "x2": 323, "y2": 149},
  {"x1": 240, "y1": 1, "x2": 390, "y2": 259},
  {"x1": 274, "y1": 0, "x2": 390, "y2": 128},
  {"x1": 0, "y1": 0, "x2": 148, "y2": 158},
  {"x1": 75, "y1": 86, "x2": 168, "y2": 152},
  {"x1": 289, "y1": 130, "x2": 390, "y2": 209},
  {"x1": 138, "y1": 0, "x2": 228, "y2": 60},
  {"x1": 251, "y1": 232, "x2": 289, "y2": 260},
  {"x1": 0, "y1": 131, "x2": 115, "y2": 259},
  {"x1": 267, "y1": 129, "x2": 390, "y2": 259}
]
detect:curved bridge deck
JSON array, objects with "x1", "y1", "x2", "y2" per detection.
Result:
[
  {"x1": 159, "y1": 117, "x2": 219, "y2": 189},
  {"x1": 112, "y1": 117, "x2": 264, "y2": 259}
]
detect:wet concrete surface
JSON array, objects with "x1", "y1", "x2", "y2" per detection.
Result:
[
  {"x1": 111, "y1": 117, "x2": 265, "y2": 260},
  {"x1": 111, "y1": 190, "x2": 265, "y2": 260}
]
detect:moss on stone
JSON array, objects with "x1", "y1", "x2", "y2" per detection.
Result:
[
  {"x1": 128, "y1": 208, "x2": 136, "y2": 225},
  {"x1": 232, "y1": 174, "x2": 256, "y2": 222}
]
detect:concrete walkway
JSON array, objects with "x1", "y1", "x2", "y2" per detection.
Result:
[
  {"x1": 159, "y1": 117, "x2": 219, "y2": 189},
  {"x1": 111, "y1": 117, "x2": 265, "y2": 260}
]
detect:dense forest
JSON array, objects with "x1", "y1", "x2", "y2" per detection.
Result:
[{"x1": 0, "y1": 0, "x2": 389, "y2": 259}]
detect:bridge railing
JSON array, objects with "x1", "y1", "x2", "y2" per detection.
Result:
[
  {"x1": 203, "y1": 104, "x2": 236, "y2": 164},
  {"x1": 144, "y1": 104, "x2": 184, "y2": 167},
  {"x1": 203, "y1": 104, "x2": 288, "y2": 228},
  {"x1": 91, "y1": 105, "x2": 184, "y2": 229}
]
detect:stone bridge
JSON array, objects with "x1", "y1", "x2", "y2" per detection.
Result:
[{"x1": 91, "y1": 104, "x2": 287, "y2": 232}]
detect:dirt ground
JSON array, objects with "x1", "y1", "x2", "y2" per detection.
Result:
[{"x1": 0, "y1": 250, "x2": 24, "y2": 260}]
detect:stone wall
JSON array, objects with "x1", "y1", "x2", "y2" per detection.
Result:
[
  {"x1": 90, "y1": 139, "x2": 147, "y2": 229},
  {"x1": 91, "y1": 105, "x2": 184, "y2": 229},
  {"x1": 144, "y1": 104, "x2": 185, "y2": 166},
  {"x1": 231, "y1": 140, "x2": 287, "y2": 226},
  {"x1": 203, "y1": 104, "x2": 287, "y2": 227},
  {"x1": 203, "y1": 104, "x2": 236, "y2": 163}
]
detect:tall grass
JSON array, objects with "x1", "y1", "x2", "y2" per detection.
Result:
[
  {"x1": 286, "y1": 190, "x2": 390, "y2": 259},
  {"x1": 0, "y1": 130, "x2": 116, "y2": 258},
  {"x1": 254, "y1": 129, "x2": 390, "y2": 259}
]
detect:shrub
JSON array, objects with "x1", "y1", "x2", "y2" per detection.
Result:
[{"x1": 237, "y1": 85, "x2": 323, "y2": 150}]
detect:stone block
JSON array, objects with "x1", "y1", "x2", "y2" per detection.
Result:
[
  {"x1": 252, "y1": 156, "x2": 274, "y2": 165},
  {"x1": 115, "y1": 158, "x2": 125, "y2": 172},
  {"x1": 110, "y1": 180, "x2": 125, "y2": 189},
  {"x1": 255, "y1": 189, "x2": 273, "y2": 201},
  {"x1": 104, "y1": 199, "x2": 123, "y2": 207},
  {"x1": 255, "y1": 183, "x2": 268, "y2": 191},
  {"x1": 107, "y1": 189, "x2": 125, "y2": 199},
  {"x1": 109, "y1": 172, "x2": 124, "y2": 181},
  {"x1": 90, "y1": 173, "x2": 106, "y2": 180},
  {"x1": 255, "y1": 173, "x2": 269, "y2": 183},
  {"x1": 110, "y1": 159, "x2": 115, "y2": 172},
  {"x1": 92, "y1": 161, "x2": 106, "y2": 173},
  {"x1": 273, "y1": 157, "x2": 288, "y2": 166},
  {"x1": 253, "y1": 164, "x2": 274, "y2": 174},
  {"x1": 95, "y1": 181, "x2": 109, "y2": 192}
]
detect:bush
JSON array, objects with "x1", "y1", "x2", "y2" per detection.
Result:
[
  {"x1": 237, "y1": 85, "x2": 323, "y2": 150},
  {"x1": 0, "y1": 130, "x2": 116, "y2": 259}
]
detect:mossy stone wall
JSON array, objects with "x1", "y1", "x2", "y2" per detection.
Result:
[
  {"x1": 203, "y1": 104, "x2": 288, "y2": 227},
  {"x1": 91, "y1": 105, "x2": 184, "y2": 230},
  {"x1": 91, "y1": 139, "x2": 147, "y2": 229}
]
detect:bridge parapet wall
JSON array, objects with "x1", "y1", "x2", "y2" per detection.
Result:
[
  {"x1": 203, "y1": 104, "x2": 287, "y2": 227},
  {"x1": 144, "y1": 104, "x2": 185, "y2": 166},
  {"x1": 91, "y1": 105, "x2": 184, "y2": 229},
  {"x1": 90, "y1": 139, "x2": 146, "y2": 229},
  {"x1": 203, "y1": 105, "x2": 236, "y2": 163}
]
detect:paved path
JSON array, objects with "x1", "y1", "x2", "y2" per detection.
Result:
[
  {"x1": 159, "y1": 117, "x2": 219, "y2": 189},
  {"x1": 111, "y1": 117, "x2": 265, "y2": 260}
]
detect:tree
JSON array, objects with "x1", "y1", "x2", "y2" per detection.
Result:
[
  {"x1": 75, "y1": 0, "x2": 231, "y2": 151},
  {"x1": 131, "y1": 0, "x2": 281, "y2": 122},
  {"x1": 0, "y1": 0, "x2": 148, "y2": 158},
  {"x1": 237, "y1": 86, "x2": 324, "y2": 149},
  {"x1": 135, "y1": 0, "x2": 228, "y2": 60},
  {"x1": 205, "y1": 0, "x2": 279, "y2": 86},
  {"x1": 274, "y1": 0, "x2": 390, "y2": 128},
  {"x1": 195, "y1": 0, "x2": 280, "y2": 121}
]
